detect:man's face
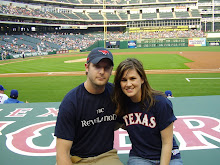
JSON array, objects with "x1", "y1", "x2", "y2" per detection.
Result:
[{"x1": 85, "y1": 58, "x2": 113, "y2": 87}]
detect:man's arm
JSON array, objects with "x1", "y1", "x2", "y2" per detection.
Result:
[{"x1": 56, "y1": 138, "x2": 73, "y2": 165}]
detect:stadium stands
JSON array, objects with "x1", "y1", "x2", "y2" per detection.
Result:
[
  {"x1": 0, "y1": 0, "x2": 219, "y2": 57},
  {"x1": 142, "y1": 0, "x2": 157, "y2": 3},
  {"x1": 105, "y1": 12, "x2": 120, "y2": 20},
  {"x1": 118, "y1": 12, "x2": 128, "y2": 20},
  {"x1": 191, "y1": 9, "x2": 201, "y2": 17},
  {"x1": 175, "y1": 11, "x2": 190, "y2": 18},
  {"x1": 0, "y1": 29, "x2": 206, "y2": 56},
  {"x1": 159, "y1": 12, "x2": 173, "y2": 19},
  {"x1": 88, "y1": 12, "x2": 104, "y2": 20},
  {"x1": 75, "y1": 12, "x2": 90, "y2": 20},
  {"x1": 64, "y1": 13, "x2": 80, "y2": 20},
  {"x1": 130, "y1": 13, "x2": 140, "y2": 20},
  {"x1": 142, "y1": 12, "x2": 157, "y2": 19}
]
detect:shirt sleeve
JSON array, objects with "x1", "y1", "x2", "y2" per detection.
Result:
[
  {"x1": 54, "y1": 95, "x2": 76, "y2": 141},
  {"x1": 155, "y1": 97, "x2": 177, "y2": 131}
]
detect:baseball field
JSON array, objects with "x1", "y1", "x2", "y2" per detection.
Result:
[
  {"x1": 0, "y1": 46, "x2": 220, "y2": 102},
  {"x1": 0, "y1": 46, "x2": 220, "y2": 165}
]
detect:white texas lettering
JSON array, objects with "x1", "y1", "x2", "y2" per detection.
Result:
[
  {"x1": 5, "y1": 108, "x2": 33, "y2": 117},
  {"x1": 37, "y1": 108, "x2": 58, "y2": 117},
  {"x1": 134, "y1": 113, "x2": 142, "y2": 124},
  {"x1": 123, "y1": 113, "x2": 156, "y2": 128}
]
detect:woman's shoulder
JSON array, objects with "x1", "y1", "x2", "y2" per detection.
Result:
[{"x1": 154, "y1": 94, "x2": 172, "y2": 107}]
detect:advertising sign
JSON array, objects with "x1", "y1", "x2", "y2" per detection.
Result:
[
  {"x1": 106, "y1": 41, "x2": 120, "y2": 47},
  {"x1": 188, "y1": 38, "x2": 206, "y2": 46},
  {"x1": 128, "y1": 40, "x2": 136, "y2": 48}
]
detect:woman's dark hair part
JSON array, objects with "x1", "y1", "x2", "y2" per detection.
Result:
[{"x1": 112, "y1": 58, "x2": 164, "y2": 117}]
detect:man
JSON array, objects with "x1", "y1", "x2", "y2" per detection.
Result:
[
  {"x1": 165, "y1": 90, "x2": 174, "y2": 98},
  {"x1": 4, "y1": 89, "x2": 24, "y2": 103},
  {"x1": 0, "y1": 85, "x2": 8, "y2": 104},
  {"x1": 55, "y1": 47, "x2": 123, "y2": 165}
]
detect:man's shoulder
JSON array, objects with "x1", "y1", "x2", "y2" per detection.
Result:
[
  {"x1": 0, "y1": 93, "x2": 8, "y2": 96},
  {"x1": 62, "y1": 83, "x2": 85, "y2": 100},
  {"x1": 68, "y1": 83, "x2": 84, "y2": 94},
  {"x1": 0, "y1": 93, "x2": 8, "y2": 99},
  {"x1": 3, "y1": 98, "x2": 12, "y2": 103}
]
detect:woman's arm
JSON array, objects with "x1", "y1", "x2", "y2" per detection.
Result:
[
  {"x1": 160, "y1": 122, "x2": 174, "y2": 165},
  {"x1": 56, "y1": 138, "x2": 73, "y2": 165}
]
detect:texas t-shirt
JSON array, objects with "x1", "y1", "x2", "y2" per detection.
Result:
[{"x1": 118, "y1": 95, "x2": 181, "y2": 160}]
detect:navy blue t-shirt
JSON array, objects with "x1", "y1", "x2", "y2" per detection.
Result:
[
  {"x1": 118, "y1": 95, "x2": 181, "y2": 160},
  {"x1": 54, "y1": 83, "x2": 117, "y2": 158}
]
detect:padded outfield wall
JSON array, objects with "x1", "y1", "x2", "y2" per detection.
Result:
[
  {"x1": 82, "y1": 37, "x2": 220, "y2": 51},
  {"x1": 0, "y1": 96, "x2": 219, "y2": 165}
]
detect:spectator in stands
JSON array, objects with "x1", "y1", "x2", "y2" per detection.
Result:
[
  {"x1": 4, "y1": 89, "x2": 24, "y2": 104},
  {"x1": 54, "y1": 47, "x2": 123, "y2": 165},
  {"x1": 22, "y1": 52, "x2": 25, "y2": 58},
  {"x1": 1, "y1": 51, "x2": 4, "y2": 60},
  {"x1": 165, "y1": 90, "x2": 174, "y2": 98},
  {"x1": 0, "y1": 85, "x2": 8, "y2": 104}
]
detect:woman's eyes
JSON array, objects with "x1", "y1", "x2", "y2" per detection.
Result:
[{"x1": 121, "y1": 77, "x2": 136, "y2": 81}]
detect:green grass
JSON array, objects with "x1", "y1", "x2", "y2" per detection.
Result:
[
  {"x1": 1, "y1": 46, "x2": 220, "y2": 74},
  {"x1": 0, "y1": 52, "x2": 192, "y2": 74},
  {"x1": 1, "y1": 76, "x2": 87, "y2": 102},
  {"x1": 114, "y1": 54, "x2": 192, "y2": 70},
  {"x1": 0, "y1": 46, "x2": 219, "y2": 102},
  {"x1": 0, "y1": 56, "x2": 87, "y2": 73},
  {"x1": 1, "y1": 73, "x2": 220, "y2": 103}
]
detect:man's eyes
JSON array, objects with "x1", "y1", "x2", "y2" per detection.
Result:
[{"x1": 95, "y1": 65, "x2": 111, "y2": 70}]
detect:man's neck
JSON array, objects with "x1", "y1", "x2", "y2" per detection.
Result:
[{"x1": 84, "y1": 81, "x2": 105, "y2": 94}]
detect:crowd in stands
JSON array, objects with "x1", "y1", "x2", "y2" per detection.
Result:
[
  {"x1": 0, "y1": 4, "x2": 55, "y2": 19},
  {"x1": 0, "y1": 3, "x2": 202, "y2": 21},
  {"x1": 0, "y1": 30, "x2": 205, "y2": 56},
  {"x1": 29, "y1": 32, "x2": 103, "y2": 51},
  {"x1": 120, "y1": 30, "x2": 206, "y2": 40},
  {"x1": 106, "y1": 30, "x2": 205, "y2": 40}
]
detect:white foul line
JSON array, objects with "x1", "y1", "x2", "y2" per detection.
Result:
[{"x1": 186, "y1": 78, "x2": 220, "y2": 82}]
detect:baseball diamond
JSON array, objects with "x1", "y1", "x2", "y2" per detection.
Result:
[{"x1": 0, "y1": 48, "x2": 220, "y2": 165}]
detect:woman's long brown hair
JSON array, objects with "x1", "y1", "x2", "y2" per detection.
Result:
[{"x1": 112, "y1": 58, "x2": 164, "y2": 117}]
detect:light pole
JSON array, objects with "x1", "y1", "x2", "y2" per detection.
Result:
[{"x1": 103, "y1": 0, "x2": 107, "y2": 48}]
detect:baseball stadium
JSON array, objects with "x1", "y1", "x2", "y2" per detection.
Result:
[{"x1": 0, "y1": 0, "x2": 220, "y2": 164}]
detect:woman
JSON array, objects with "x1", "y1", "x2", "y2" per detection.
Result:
[{"x1": 113, "y1": 58, "x2": 183, "y2": 165}]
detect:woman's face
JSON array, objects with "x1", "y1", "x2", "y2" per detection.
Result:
[{"x1": 120, "y1": 68, "x2": 144, "y2": 103}]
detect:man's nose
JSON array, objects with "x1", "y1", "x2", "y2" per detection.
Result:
[{"x1": 99, "y1": 67, "x2": 105, "y2": 74}]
